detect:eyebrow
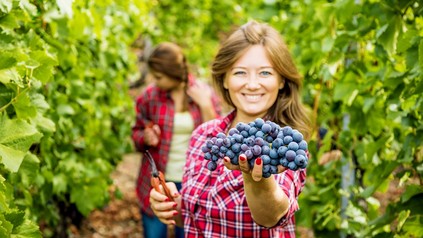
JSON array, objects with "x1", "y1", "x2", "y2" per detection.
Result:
[{"x1": 231, "y1": 66, "x2": 274, "y2": 70}]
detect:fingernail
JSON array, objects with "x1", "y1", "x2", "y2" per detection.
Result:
[
  {"x1": 224, "y1": 157, "x2": 229, "y2": 163},
  {"x1": 165, "y1": 198, "x2": 170, "y2": 202},
  {"x1": 173, "y1": 192, "x2": 179, "y2": 196},
  {"x1": 173, "y1": 203, "x2": 177, "y2": 208},
  {"x1": 239, "y1": 154, "x2": 246, "y2": 162},
  {"x1": 256, "y1": 158, "x2": 262, "y2": 165},
  {"x1": 173, "y1": 211, "x2": 178, "y2": 216}
]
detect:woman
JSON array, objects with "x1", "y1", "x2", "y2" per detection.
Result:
[
  {"x1": 131, "y1": 42, "x2": 222, "y2": 238},
  {"x1": 149, "y1": 21, "x2": 311, "y2": 237}
]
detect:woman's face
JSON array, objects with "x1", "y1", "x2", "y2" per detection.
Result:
[
  {"x1": 150, "y1": 71, "x2": 181, "y2": 91},
  {"x1": 224, "y1": 45, "x2": 284, "y2": 121}
]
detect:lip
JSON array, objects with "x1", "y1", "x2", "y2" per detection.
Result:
[{"x1": 242, "y1": 93, "x2": 264, "y2": 102}]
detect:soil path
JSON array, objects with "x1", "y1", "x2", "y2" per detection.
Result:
[{"x1": 75, "y1": 153, "x2": 143, "y2": 238}]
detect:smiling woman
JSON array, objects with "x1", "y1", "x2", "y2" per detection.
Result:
[{"x1": 148, "y1": 20, "x2": 312, "y2": 237}]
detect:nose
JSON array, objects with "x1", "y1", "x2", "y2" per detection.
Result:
[{"x1": 245, "y1": 74, "x2": 260, "y2": 90}]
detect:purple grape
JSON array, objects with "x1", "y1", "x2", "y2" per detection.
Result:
[
  {"x1": 277, "y1": 146, "x2": 288, "y2": 157},
  {"x1": 220, "y1": 146, "x2": 228, "y2": 153},
  {"x1": 292, "y1": 131, "x2": 303, "y2": 142},
  {"x1": 231, "y1": 143, "x2": 241, "y2": 153},
  {"x1": 207, "y1": 161, "x2": 217, "y2": 171},
  {"x1": 252, "y1": 145, "x2": 262, "y2": 156},
  {"x1": 261, "y1": 145, "x2": 270, "y2": 155},
  {"x1": 294, "y1": 154, "x2": 306, "y2": 167},
  {"x1": 269, "y1": 165, "x2": 278, "y2": 174},
  {"x1": 286, "y1": 150, "x2": 296, "y2": 161},
  {"x1": 201, "y1": 145, "x2": 210, "y2": 153},
  {"x1": 269, "y1": 149, "x2": 278, "y2": 159},
  {"x1": 299, "y1": 140, "x2": 308, "y2": 150},
  {"x1": 241, "y1": 143, "x2": 249, "y2": 152},
  {"x1": 204, "y1": 152, "x2": 212, "y2": 160},
  {"x1": 228, "y1": 128, "x2": 239, "y2": 136},
  {"x1": 254, "y1": 137, "x2": 265, "y2": 146},
  {"x1": 263, "y1": 164, "x2": 271, "y2": 173},
  {"x1": 282, "y1": 126, "x2": 293, "y2": 136},
  {"x1": 261, "y1": 155, "x2": 271, "y2": 165},
  {"x1": 272, "y1": 138, "x2": 283, "y2": 149},
  {"x1": 283, "y1": 136, "x2": 293, "y2": 145},
  {"x1": 244, "y1": 150, "x2": 253, "y2": 159},
  {"x1": 254, "y1": 118, "x2": 265, "y2": 128},
  {"x1": 265, "y1": 135, "x2": 274, "y2": 143},
  {"x1": 261, "y1": 123, "x2": 271, "y2": 134},
  {"x1": 216, "y1": 138, "x2": 223, "y2": 147},
  {"x1": 226, "y1": 150, "x2": 235, "y2": 159},
  {"x1": 249, "y1": 127, "x2": 258, "y2": 136},
  {"x1": 255, "y1": 131, "x2": 265, "y2": 138},
  {"x1": 241, "y1": 131, "x2": 249, "y2": 138},
  {"x1": 288, "y1": 141, "x2": 299, "y2": 151},
  {"x1": 296, "y1": 149, "x2": 306, "y2": 157},
  {"x1": 287, "y1": 161, "x2": 297, "y2": 170},
  {"x1": 216, "y1": 132, "x2": 226, "y2": 139}
]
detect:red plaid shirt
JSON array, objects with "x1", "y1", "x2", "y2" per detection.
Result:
[
  {"x1": 181, "y1": 111, "x2": 307, "y2": 237},
  {"x1": 131, "y1": 76, "x2": 222, "y2": 216}
]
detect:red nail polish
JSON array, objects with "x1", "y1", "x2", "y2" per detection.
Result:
[
  {"x1": 256, "y1": 158, "x2": 262, "y2": 165},
  {"x1": 173, "y1": 211, "x2": 178, "y2": 216},
  {"x1": 165, "y1": 198, "x2": 170, "y2": 202},
  {"x1": 173, "y1": 203, "x2": 177, "y2": 208},
  {"x1": 239, "y1": 155, "x2": 246, "y2": 162},
  {"x1": 224, "y1": 157, "x2": 229, "y2": 163}
]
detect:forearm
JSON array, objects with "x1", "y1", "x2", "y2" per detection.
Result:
[{"x1": 242, "y1": 174, "x2": 289, "y2": 227}]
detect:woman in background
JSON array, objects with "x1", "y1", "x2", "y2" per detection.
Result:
[{"x1": 131, "y1": 42, "x2": 222, "y2": 238}]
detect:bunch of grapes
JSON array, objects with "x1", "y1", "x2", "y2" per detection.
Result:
[{"x1": 201, "y1": 118, "x2": 309, "y2": 178}]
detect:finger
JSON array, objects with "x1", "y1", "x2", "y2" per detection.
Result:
[
  {"x1": 277, "y1": 165, "x2": 287, "y2": 174},
  {"x1": 223, "y1": 157, "x2": 239, "y2": 170},
  {"x1": 251, "y1": 157, "x2": 263, "y2": 182},
  {"x1": 152, "y1": 125, "x2": 161, "y2": 136},
  {"x1": 238, "y1": 154, "x2": 250, "y2": 172}
]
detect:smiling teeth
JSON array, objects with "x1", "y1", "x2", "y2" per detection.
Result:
[{"x1": 245, "y1": 95, "x2": 261, "y2": 101}]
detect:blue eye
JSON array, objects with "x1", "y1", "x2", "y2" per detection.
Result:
[
  {"x1": 260, "y1": 71, "x2": 272, "y2": 76},
  {"x1": 234, "y1": 71, "x2": 247, "y2": 76}
]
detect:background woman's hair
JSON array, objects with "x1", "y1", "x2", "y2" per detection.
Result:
[
  {"x1": 211, "y1": 20, "x2": 311, "y2": 139},
  {"x1": 147, "y1": 42, "x2": 188, "y2": 83}
]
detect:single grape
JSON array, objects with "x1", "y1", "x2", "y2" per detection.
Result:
[
  {"x1": 287, "y1": 161, "x2": 297, "y2": 170},
  {"x1": 283, "y1": 136, "x2": 293, "y2": 145},
  {"x1": 207, "y1": 161, "x2": 217, "y2": 171},
  {"x1": 201, "y1": 145, "x2": 210, "y2": 153},
  {"x1": 216, "y1": 132, "x2": 226, "y2": 139},
  {"x1": 299, "y1": 140, "x2": 308, "y2": 150},
  {"x1": 288, "y1": 141, "x2": 299, "y2": 151},
  {"x1": 261, "y1": 145, "x2": 270, "y2": 155},
  {"x1": 261, "y1": 155, "x2": 271, "y2": 165},
  {"x1": 282, "y1": 126, "x2": 293, "y2": 136},
  {"x1": 251, "y1": 145, "x2": 262, "y2": 156},
  {"x1": 254, "y1": 118, "x2": 265, "y2": 128},
  {"x1": 292, "y1": 131, "x2": 303, "y2": 142},
  {"x1": 286, "y1": 150, "x2": 296, "y2": 162},
  {"x1": 277, "y1": 146, "x2": 288, "y2": 157},
  {"x1": 228, "y1": 128, "x2": 239, "y2": 136},
  {"x1": 261, "y1": 124, "x2": 271, "y2": 134},
  {"x1": 204, "y1": 152, "x2": 212, "y2": 160}
]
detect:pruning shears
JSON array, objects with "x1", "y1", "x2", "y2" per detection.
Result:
[{"x1": 145, "y1": 150, "x2": 174, "y2": 201}]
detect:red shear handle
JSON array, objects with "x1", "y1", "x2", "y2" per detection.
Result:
[{"x1": 151, "y1": 171, "x2": 174, "y2": 201}]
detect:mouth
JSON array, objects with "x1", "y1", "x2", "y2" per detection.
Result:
[{"x1": 242, "y1": 94, "x2": 264, "y2": 103}]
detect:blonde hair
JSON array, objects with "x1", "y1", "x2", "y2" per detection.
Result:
[{"x1": 211, "y1": 20, "x2": 311, "y2": 139}]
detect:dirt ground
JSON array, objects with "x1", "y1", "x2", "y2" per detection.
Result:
[{"x1": 74, "y1": 153, "x2": 144, "y2": 238}]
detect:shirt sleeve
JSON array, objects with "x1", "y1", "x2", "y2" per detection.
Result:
[
  {"x1": 273, "y1": 168, "x2": 307, "y2": 227},
  {"x1": 131, "y1": 93, "x2": 149, "y2": 152}
]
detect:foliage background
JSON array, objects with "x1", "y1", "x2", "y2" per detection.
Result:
[{"x1": 0, "y1": 0, "x2": 422, "y2": 237}]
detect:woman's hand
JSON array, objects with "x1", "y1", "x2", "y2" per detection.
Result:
[
  {"x1": 149, "y1": 182, "x2": 182, "y2": 225},
  {"x1": 186, "y1": 81, "x2": 213, "y2": 108},
  {"x1": 223, "y1": 154, "x2": 287, "y2": 182},
  {"x1": 144, "y1": 124, "x2": 161, "y2": 147}
]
